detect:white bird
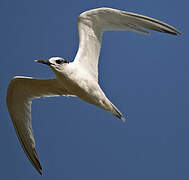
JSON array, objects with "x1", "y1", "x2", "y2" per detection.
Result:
[{"x1": 6, "y1": 7, "x2": 181, "y2": 175}]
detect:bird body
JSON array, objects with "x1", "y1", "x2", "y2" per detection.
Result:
[
  {"x1": 49, "y1": 57, "x2": 124, "y2": 119},
  {"x1": 6, "y1": 7, "x2": 181, "y2": 175}
]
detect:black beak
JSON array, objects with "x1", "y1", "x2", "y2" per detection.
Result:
[{"x1": 34, "y1": 60, "x2": 51, "y2": 66}]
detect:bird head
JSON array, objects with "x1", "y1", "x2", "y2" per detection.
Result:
[{"x1": 34, "y1": 57, "x2": 69, "y2": 71}]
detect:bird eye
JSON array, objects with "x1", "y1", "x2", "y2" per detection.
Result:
[{"x1": 55, "y1": 59, "x2": 63, "y2": 64}]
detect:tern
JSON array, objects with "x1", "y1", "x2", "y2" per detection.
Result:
[{"x1": 6, "y1": 7, "x2": 181, "y2": 175}]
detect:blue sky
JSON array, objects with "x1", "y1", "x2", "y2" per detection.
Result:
[{"x1": 0, "y1": 0, "x2": 188, "y2": 179}]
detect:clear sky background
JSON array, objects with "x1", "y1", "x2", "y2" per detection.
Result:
[{"x1": 0, "y1": 0, "x2": 187, "y2": 179}]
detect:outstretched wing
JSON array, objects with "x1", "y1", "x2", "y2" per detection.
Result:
[
  {"x1": 74, "y1": 7, "x2": 181, "y2": 81},
  {"x1": 6, "y1": 76, "x2": 74, "y2": 175}
]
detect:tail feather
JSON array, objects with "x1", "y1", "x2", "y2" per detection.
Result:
[{"x1": 109, "y1": 102, "x2": 126, "y2": 122}]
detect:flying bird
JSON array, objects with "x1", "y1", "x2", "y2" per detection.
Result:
[{"x1": 6, "y1": 7, "x2": 181, "y2": 175}]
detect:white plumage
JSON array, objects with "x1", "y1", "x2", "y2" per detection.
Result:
[{"x1": 6, "y1": 7, "x2": 181, "y2": 175}]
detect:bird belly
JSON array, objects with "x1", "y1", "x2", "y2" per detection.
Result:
[
  {"x1": 56, "y1": 72, "x2": 123, "y2": 119},
  {"x1": 57, "y1": 73, "x2": 105, "y2": 106}
]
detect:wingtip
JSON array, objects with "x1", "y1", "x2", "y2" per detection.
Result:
[
  {"x1": 121, "y1": 116, "x2": 126, "y2": 123},
  {"x1": 168, "y1": 30, "x2": 182, "y2": 35},
  {"x1": 121, "y1": 113, "x2": 128, "y2": 123},
  {"x1": 173, "y1": 28, "x2": 182, "y2": 35},
  {"x1": 33, "y1": 149, "x2": 43, "y2": 175},
  {"x1": 176, "y1": 31, "x2": 182, "y2": 35},
  {"x1": 35, "y1": 167, "x2": 42, "y2": 176},
  {"x1": 38, "y1": 170, "x2": 43, "y2": 176},
  {"x1": 34, "y1": 161, "x2": 42, "y2": 175}
]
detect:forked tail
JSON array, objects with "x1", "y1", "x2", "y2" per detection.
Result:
[{"x1": 109, "y1": 101, "x2": 126, "y2": 122}]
